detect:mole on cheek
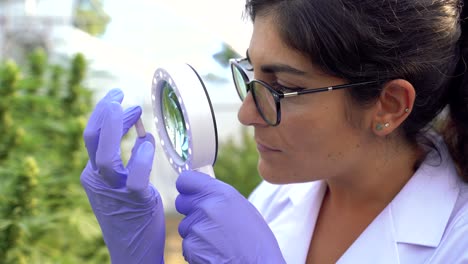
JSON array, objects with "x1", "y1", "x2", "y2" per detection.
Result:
[
  {"x1": 327, "y1": 152, "x2": 344, "y2": 161},
  {"x1": 327, "y1": 153, "x2": 337, "y2": 161}
]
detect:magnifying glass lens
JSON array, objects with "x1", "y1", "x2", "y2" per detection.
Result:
[{"x1": 161, "y1": 81, "x2": 189, "y2": 161}]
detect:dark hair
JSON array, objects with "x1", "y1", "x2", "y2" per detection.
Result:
[{"x1": 245, "y1": 0, "x2": 468, "y2": 182}]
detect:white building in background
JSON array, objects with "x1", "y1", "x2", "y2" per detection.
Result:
[
  {"x1": 0, "y1": 0, "x2": 76, "y2": 63},
  {"x1": 0, "y1": 0, "x2": 163, "y2": 114}
]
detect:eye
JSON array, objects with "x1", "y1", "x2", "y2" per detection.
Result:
[{"x1": 270, "y1": 81, "x2": 299, "y2": 93}]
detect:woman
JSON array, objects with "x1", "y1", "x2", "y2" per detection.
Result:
[{"x1": 81, "y1": 0, "x2": 468, "y2": 263}]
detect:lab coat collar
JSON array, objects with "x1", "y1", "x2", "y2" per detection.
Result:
[
  {"x1": 338, "y1": 134, "x2": 460, "y2": 263},
  {"x1": 288, "y1": 181, "x2": 326, "y2": 206},
  {"x1": 281, "y1": 181, "x2": 327, "y2": 264},
  {"x1": 390, "y1": 135, "x2": 460, "y2": 247}
]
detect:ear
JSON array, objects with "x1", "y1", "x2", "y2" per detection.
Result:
[{"x1": 371, "y1": 79, "x2": 415, "y2": 136}]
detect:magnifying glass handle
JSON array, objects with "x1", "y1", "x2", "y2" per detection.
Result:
[{"x1": 195, "y1": 165, "x2": 216, "y2": 178}]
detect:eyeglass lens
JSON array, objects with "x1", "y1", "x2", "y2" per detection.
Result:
[
  {"x1": 252, "y1": 82, "x2": 277, "y2": 124},
  {"x1": 232, "y1": 64, "x2": 248, "y2": 99},
  {"x1": 231, "y1": 63, "x2": 278, "y2": 125}
]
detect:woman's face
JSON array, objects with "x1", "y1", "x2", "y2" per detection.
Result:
[{"x1": 238, "y1": 15, "x2": 374, "y2": 184}]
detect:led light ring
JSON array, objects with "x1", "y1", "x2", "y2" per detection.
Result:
[{"x1": 151, "y1": 64, "x2": 218, "y2": 177}]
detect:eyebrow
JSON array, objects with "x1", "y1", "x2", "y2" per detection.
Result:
[
  {"x1": 246, "y1": 49, "x2": 306, "y2": 76},
  {"x1": 260, "y1": 64, "x2": 307, "y2": 75}
]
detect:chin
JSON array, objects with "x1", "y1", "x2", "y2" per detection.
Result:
[
  {"x1": 262, "y1": 177, "x2": 290, "y2": 185},
  {"x1": 258, "y1": 160, "x2": 323, "y2": 184},
  {"x1": 258, "y1": 161, "x2": 293, "y2": 184}
]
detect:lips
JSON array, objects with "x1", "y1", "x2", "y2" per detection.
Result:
[{"x1": 256, "y1": 141, "x2": 281, "y2": 153}]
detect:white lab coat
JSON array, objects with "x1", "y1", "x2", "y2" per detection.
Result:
[{"x1": 249, "y1": 134, "x2": 468, "y2": 264}]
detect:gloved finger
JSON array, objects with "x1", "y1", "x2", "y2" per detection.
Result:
[
  {"x1": 126, "y1": 140, "x2": 155, "y2": 194},
  {"x1": 181, "y1": 235, "x2": 193, "y2": 263},
  {"x1": 175, "y1": 193, "x2": 196, "y2": 216},
  {"x1": 176, "y1": 170, "x2": 215, "y2": 195},
  {"x1": 95, "y1": 101, "x2": 126, "y2": 187},
  {"x1": 122, "y1": 106, "x2": 142, "y2": 136},
  {"x1": 178, "y1": 209, "x2": 204, "y2": 238},
  {"x1": 181, "y1": 233, "x2": 206, "y2": 264},
  {"x1": 127, "y1": 133, "x2": 155, "y2": 171},
  {"x1": 83, "y1": 88, "x2": 124, "y2": 169}
]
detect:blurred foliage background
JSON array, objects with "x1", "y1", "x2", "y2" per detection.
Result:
[
  {"x1": 0, "y1": 49, "x2": 108, "y2": 263},
  {"x1": 215, "y1": 128, "x2": 262, "y2": 198},
  {"x1": 0, "y1": 48, "x2": 261, "y2": 262},
  {"x1": 73, "y1": 0, "x2": 111, "y2": 37}
]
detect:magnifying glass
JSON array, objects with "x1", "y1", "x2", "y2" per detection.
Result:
[{"x1": 151, "y1": 64, "x2": 218, "y2": 178}]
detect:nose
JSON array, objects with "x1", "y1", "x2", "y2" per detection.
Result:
[{"x1": 237, "y1": 92, "x2": 268, "y2": 126}]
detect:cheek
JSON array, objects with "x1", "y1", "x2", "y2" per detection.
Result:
[
  {"x1": 257, "y1": 92, "x2": 367, "y2": 182},
  {"x1": 279, "y1": 101, "x2": 343, "y2": 149},
  {"x1": 274, "y1": 101, "x2": 361, "y2": 177}
]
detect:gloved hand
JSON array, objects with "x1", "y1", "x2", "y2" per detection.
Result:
[
  {"x1": 80, "y1": 88, "x2": 165, "y2": 264},
  {"x1": 175, "y1": 171, "x2": 286, "y2": 264}
]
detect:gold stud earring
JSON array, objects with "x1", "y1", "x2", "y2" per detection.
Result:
[{"x1": 384, "y1": 122, "x2": 390, "y2": 128}]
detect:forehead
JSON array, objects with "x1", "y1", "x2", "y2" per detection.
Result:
[{"x1": 248, "y1": 15, "x2": 314, "y2": 71}]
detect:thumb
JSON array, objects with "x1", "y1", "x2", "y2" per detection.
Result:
[
  {"x1": 127, "y1": 133, "x2": 155, "y2": 172},
  {"x1": 126, "y1": 140, "x2": 155, "y2": 194},
  {"x1": 176, "y1": 170, "x2": 215, "y2": 195}
]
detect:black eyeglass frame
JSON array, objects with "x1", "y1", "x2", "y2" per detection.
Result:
[{"x1": 229, "y1": 57, "x2": 382, "y2": 126}]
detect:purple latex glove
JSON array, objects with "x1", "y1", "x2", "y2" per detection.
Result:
[
  {"x1": 80, "y1": 88, "x2": 165, "y2": 264},
  {"x1": 175, "y1": 171, "x2": 286, "y2": 264}
]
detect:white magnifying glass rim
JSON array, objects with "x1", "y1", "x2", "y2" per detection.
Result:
[{"x1": 151, "y1": 63, "x2": 218, "y2": 177}]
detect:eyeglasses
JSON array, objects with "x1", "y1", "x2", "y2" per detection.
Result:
[{"x1": 229, "y1": 57, "x2": 381, "y2": 126}]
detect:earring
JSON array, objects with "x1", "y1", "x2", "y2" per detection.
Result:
[
  {"x1": 376, "y1": 123, "x2": 384, "y2": 131},
  {"x1": 376, "y1": 122, "x2": 390, "y2": 131},
  {"x1": 405, "y1": 108, "x2": 410, "y2": 113}
]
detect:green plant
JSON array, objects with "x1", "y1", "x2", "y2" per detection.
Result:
[
  {"x1": 0, "y1": 49, "x2": 108, "y2": 263},
  {"x1": 214, "y1": 128, "x2": 262, "y2": 198},
  {"x1": 73, "y1": 0, "x2": 111, "y2": 36}
]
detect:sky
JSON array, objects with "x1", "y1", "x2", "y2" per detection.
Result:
[
  {"x1": 100, "y1": 0, "x2": 252, "y2": 85},
  {"x1": 101, "y1": 0, "x2": 252, "y2": 58}
]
